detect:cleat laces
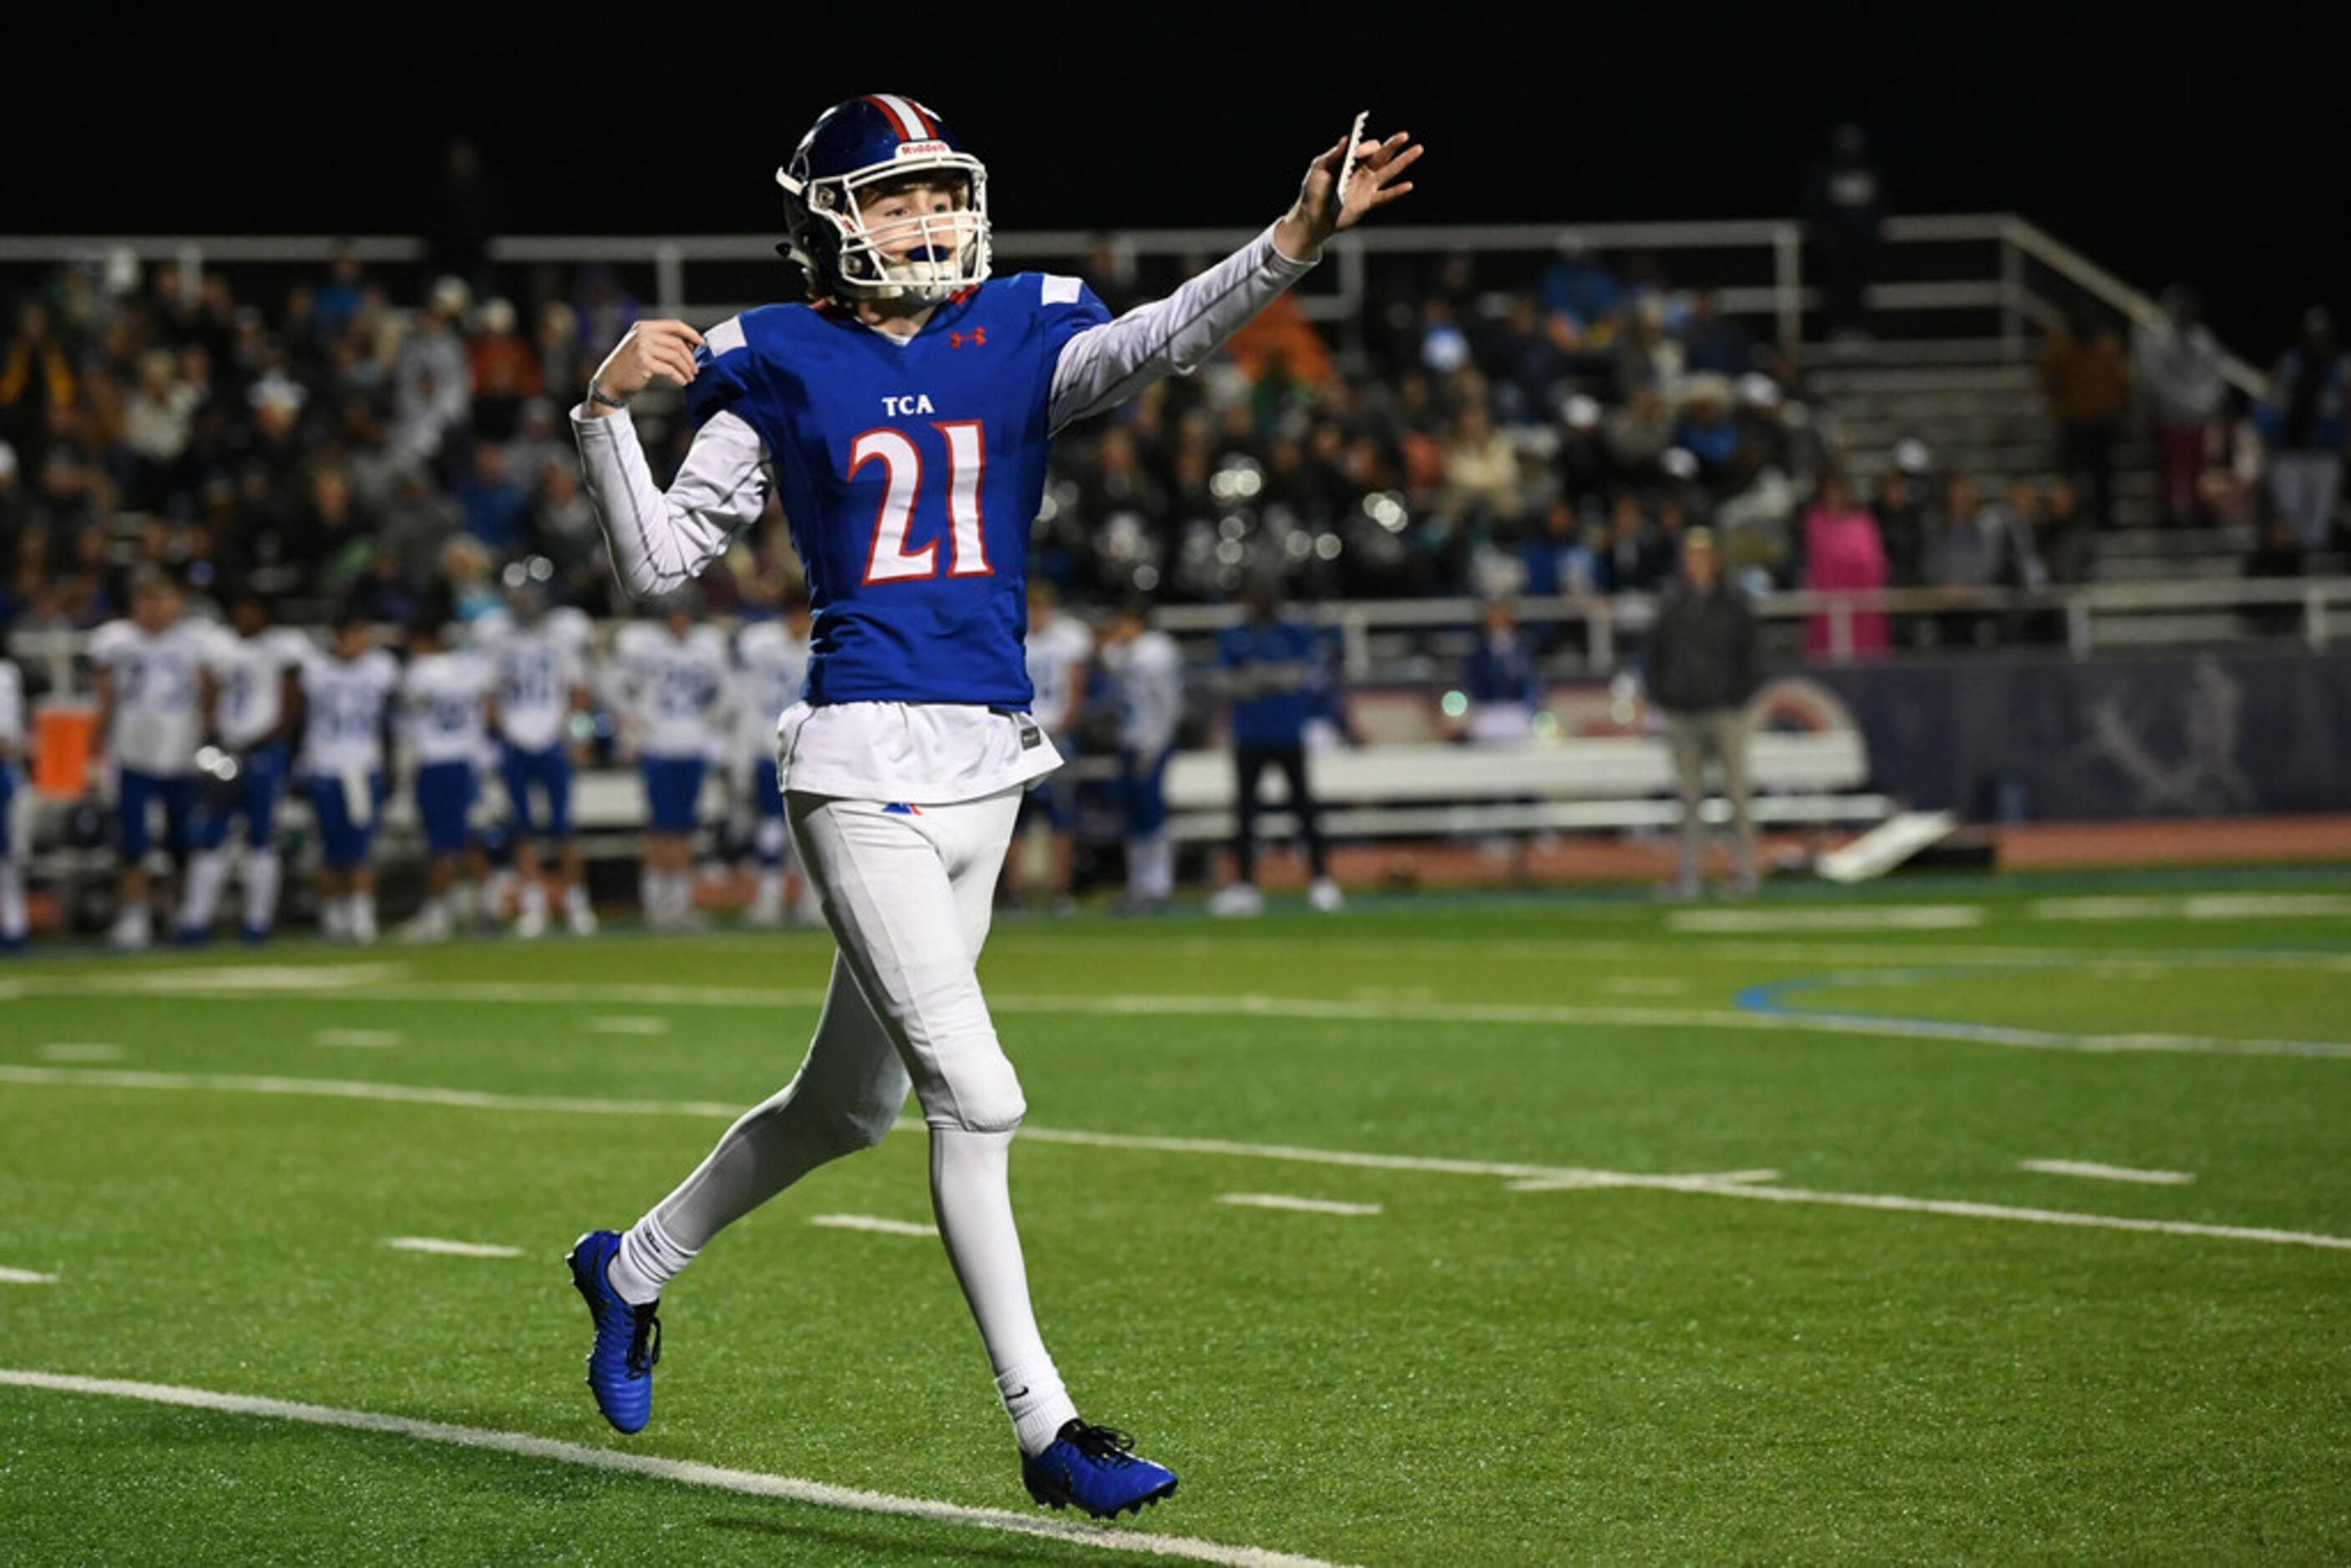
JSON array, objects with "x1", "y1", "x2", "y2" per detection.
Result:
[
  {"x1": 1061, "y1": 1420, "x2": 1138, "y2": 1467},
  {"x1": 625, "y1": 1304, "x2": 662, "y2": 1378}
]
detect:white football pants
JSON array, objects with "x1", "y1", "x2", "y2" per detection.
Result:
[{"x1": 651, "y1": 787, "x2": 1028, "y2": 1247}]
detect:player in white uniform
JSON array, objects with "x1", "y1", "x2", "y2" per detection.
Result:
[
  {"x1": 0, "y1": 647, "x2": 27, "y2": 952},
  {"x1": 614, "y1": 600, "x2": 730, "y2": 930},
  {"x1": 1007, "y1": 580, "x2": 1091, "y2": 914},
  {"x1": 296, "y1": 609, "x2": 400, "y2": 943},
  {"x1": 182, "y1": 591, "x2": 310, "y2": 943},
  {"x1": 89, "y1": 571, "x2": 214, "y2": 950},
  {"x1": 1098, "y1": 596, "x2": 1186, "y2": 910},
  {"x1": 562, "y1": 93, "x2": 1417, "y2": 1515},
  {"x1": 732, "y1": 592, "x2": 812, "y2": 927},
  {"x1": 398, "y1": 617, "x2": 494, "y2": 943},
  {"x1": 483, "y1": 589, "x2": 599, "y2": 937}
]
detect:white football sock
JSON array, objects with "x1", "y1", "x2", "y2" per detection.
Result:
[
  {"x1": 522, "y1": 878, "x2": 549, "y2": 922},
  {"x1": 348, "y1": 892, "x2": 377, "y2": 944},
  {"x1": 1145, "y1": 835, "x2": 1175, "y2": 900},
  {"x1": 181, "y1": 850, "x2": 229, "y2": 933},
  {"x1": 564, "y1": 882, "x2": 591, "y2": 914},
  {"x1": 0, "y1": 862, "x2": 25, "y2": 940},
  {"x1": 1124, "y1": 838, "x2": 1150, "y2": 900},
  {"x1": 243, "y1": 850, "x2": 281, "y2": 933},
  {"x1": 610, "y1": 1210, "x2": 695, "y2": 1307},
  {"x1": 929, "y1": 1127, "x2": 1077, "y2": 1456},
  {"x1": 449, "y1": 880, "x2": 477, "y2": 925}
]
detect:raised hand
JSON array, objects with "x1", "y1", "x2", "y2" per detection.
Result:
[
  {"x1": 587, "y1": 320, "x2": 705, "y2": 410},
  {"x1": 1279, "y1": 124, "x2": 1424, "y2": 257}
]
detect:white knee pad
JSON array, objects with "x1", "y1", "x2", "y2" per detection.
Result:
[{"x1": 928, "y1": 1052, "x2": 1026, "y2": 1135}]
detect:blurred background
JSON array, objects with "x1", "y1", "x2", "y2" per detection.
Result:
[{"x1": 3, "y1": 8, "x2": 2348, "y2": 945}]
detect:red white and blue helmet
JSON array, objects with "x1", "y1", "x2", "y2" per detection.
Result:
[{"x1": 777, "y1": 95, "x2": 991, "y2": 303}]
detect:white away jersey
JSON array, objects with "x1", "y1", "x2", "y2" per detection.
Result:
[
  {"x1": 1105, "y1": 630, "x2": 1184, "y2": 757},
  {"x1": 481, "y1": 621, "x2": 586, "y2": 753},
  {"x1": 735, "y1": 620, "x2": 811, "y2": 763},
  {"x1": 205, "y1": 626, "x2": 313, "y2": 750},
  {"x1": 0, "y1": 659, "x2": 22, "y2": 751},
  {"x1": 299, "y1": 649, "x2": 400, "y2": 777},
  {"x1": 91, "y1": 617, "x2": 213, "y2": 776},
  {"x1": 615, "y1": 622, "x2": 730, "y2": 761},
  {"x1": 402, "y1": 650, "x2": 492, "y2": 767},
  {"x1": 1024, "y1": 614, "x2": 1094, "y2": 739}
]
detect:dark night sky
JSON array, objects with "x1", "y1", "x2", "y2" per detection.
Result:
[{"x1": 18, "y1": 5, "x2": 2339, "y2": 355}]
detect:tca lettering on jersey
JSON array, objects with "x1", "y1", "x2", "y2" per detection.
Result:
[{"x1": 882, "y1": 394, "x2": 937, "y2": 417}]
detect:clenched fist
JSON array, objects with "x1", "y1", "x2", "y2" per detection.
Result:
[{"x1": 584, "y1": 319, "x2": 705, "y2": 416}]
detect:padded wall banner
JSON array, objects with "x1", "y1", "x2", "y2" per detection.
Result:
[{"x1": 1812, "y1": 651, "x2": 2351, "y2": 822}]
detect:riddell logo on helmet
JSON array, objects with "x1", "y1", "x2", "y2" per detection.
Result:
[{"x1": 894, "y1": 140, "x2": 950, "y2": 159}]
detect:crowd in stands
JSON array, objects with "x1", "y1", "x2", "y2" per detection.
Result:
[{"x1": 0, "y1": 230, "x2": 2341, "y2": 661}]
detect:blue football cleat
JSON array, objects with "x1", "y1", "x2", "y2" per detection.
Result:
[
  {"x1": 1021, "y1": 1419, "x2": 1178, "y2": 1518},
  {"x1": 566, "y1": 1230, "x2": 660, "y2": 1434}
]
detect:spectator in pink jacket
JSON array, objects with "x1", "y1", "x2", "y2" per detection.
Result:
[{"x1": 1801, "y1": 471, "x2": 1890, "y2": 659}]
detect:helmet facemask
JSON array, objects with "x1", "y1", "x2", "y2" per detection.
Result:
[{"x1": 783, "y1": 154, "x2": 992, "y2": 304}]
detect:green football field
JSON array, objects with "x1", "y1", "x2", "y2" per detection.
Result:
[{"x1": 4, "y1": 871, "x2": 2349, "y2": 1565}]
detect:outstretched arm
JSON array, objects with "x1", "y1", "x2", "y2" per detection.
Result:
[
  {"x1": 571, "y1": 320, "x2": 772, "y2": 600},
  {"x1": 1049, "y1": 125, "x2": 1422, "y2": 433}
]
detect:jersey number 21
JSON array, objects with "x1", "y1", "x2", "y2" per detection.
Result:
[{"x1": 849, "y1": 421, "x2": 989, "y2": 585}]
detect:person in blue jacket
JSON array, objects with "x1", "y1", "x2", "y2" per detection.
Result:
[{"x1": 1207, "y1": 582, "x2": 1345, "y2": 916}]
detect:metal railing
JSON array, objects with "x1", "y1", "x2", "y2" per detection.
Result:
[
  {"x1": 0, "y1": 211, "x2": 2265, "y2": 387},
  {"x1": 10, "y1": 577, "x2": 2342, "y2": 704}
]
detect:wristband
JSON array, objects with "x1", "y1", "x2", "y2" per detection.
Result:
[{"x1": 587, "y1": 378, "x2": 633, "y2": 411}]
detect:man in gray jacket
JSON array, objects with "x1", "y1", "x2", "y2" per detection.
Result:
[{"x1": 1648, "y1": 529, "x2": 1762, "y2": 896}]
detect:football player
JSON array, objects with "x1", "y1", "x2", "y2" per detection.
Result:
[
  {"x1": 567, "y1": 94, "x2": 1418, "y2": 1518},
  {"x1": 1007, "y1": 579, "x2": 1090, "y2": 915},
  {"x1": 482, "y1": 586, "x2": 598, "y2": 938},
  {"x1": 89, "y1": 569, "x2": 212, "y2": 950},
  {"x1": 182, "y1": 590, "x2": 307, "y2": 943},
  {"x1": 0, "y1": 639, "x2": 25, "y2": 952},
  {"x1": 1098, "y1": 595, "x2": 1185, "y2": 912},
  {"x1": 397, "y1": 614, "x2": 493, "y2": 943},
  {"x1": 296, "y1": 607, "x2": 399, "y2": 943},
  {"x1": 733, "y1": 584, "x2": 813, "y2": 927},
  {"x1": 614, "y1": 594, "x2": 729, "y2": 930}
]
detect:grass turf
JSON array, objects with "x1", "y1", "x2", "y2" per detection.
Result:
[{"x1": 2, "y1": 873, "x2": 2348, "y2": 1563}]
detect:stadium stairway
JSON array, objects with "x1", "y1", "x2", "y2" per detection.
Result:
[{"x1": 1808, "y1": 336, "x2": 2294, "y2": 644}]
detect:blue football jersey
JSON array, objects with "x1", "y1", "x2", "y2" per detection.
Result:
[{"x1": 685, "y1": 276, "x2": 1111, "y2": 709}]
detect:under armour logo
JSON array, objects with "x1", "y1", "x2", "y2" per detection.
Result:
[{"x1": 949, "y1": 327, "x2": 987, "y2": 350}]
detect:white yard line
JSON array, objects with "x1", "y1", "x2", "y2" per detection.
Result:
[
  {"x1": 0, "y1": 1065, "x2": 741, "y2": 1120},
  {"x1": 0, "y1": 1368, "x2": 1345, "y2": 1568},
  {"x1": 28, "y1": 974, "x2": 2343, "y2": 1059},
  {"x1": 809, "y1": 1214, "x2": 936, "y2": 1238},
  {"x1": 1621, "y1": 1180, "x2": 2350, "y2": 1251},
  {"x1": 588, "y1": 1016, "x2": 672, "y2": 1035},
  {"x1": 382, "y1": 1237, "x2": 523, "y2": 1258},
  {"x1": 2032, "y1": 894, "x2": 2351, "y2": 923},
  {"x1": 0, "y1": 1267, "x2": 58, "y2": 1285},
  {"x1": 1217, "y1": 1194, "x2": 1382, "y2": 1217},
  {"x1": 1601, "y1": 977, "x2": 1688, "y2": 997},
  {"x1": 2017, "y1": 1160, "x2": 2195, "y2": 1186},
  {"x1": 3, "y1": 1065, "x2": 2345, "y2": 1253},
  {"x1": 1670, "y1": 906, "x2": 1989, "y2": 933},
  {"x1": 316, "y1": 1029, "x2": 403, "y2": 1049},
  {"x1": 37, "y1": 1043, "x2": 123, "y2": 1062}
]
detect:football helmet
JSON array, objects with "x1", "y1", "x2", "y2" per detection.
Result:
[{"x1": 777, "y1": 95, "x2": 991, "y2": 304}]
